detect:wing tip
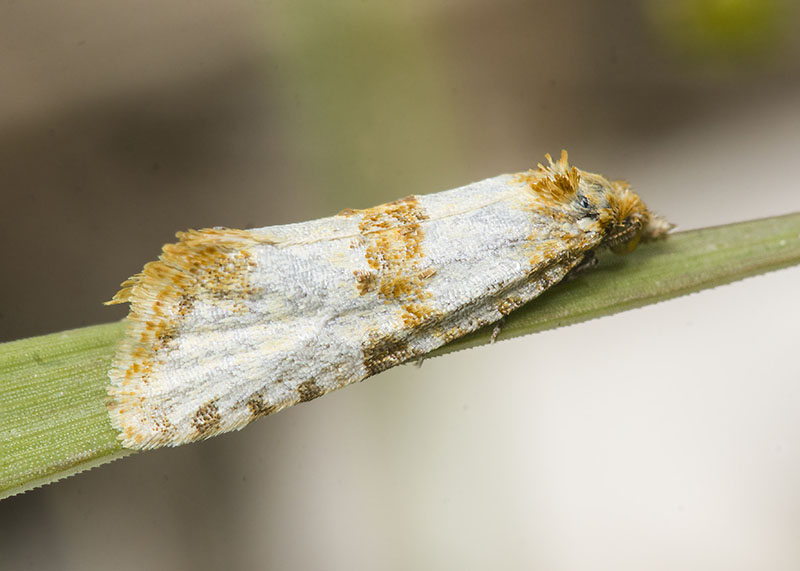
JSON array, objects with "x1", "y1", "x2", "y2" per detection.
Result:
[{"x1": 106, "y1": 227, "x2": 271, "y2": 449}]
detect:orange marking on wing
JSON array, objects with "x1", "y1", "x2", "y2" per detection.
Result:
[
  {"x1": 354, "y1": 196, "x2": 436, "y2": 327},
  {"x1": 107, "y1": 227, "x2": 274, "y2": 447}
]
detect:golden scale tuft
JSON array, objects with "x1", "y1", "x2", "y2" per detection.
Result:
[
  {"x1": 517, "y1": 150, "x2": 672, "y2": 247},
  {"x1": 524, "y1": 149, "x2": 582, "y2": 206}
]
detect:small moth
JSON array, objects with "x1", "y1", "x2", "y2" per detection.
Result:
[{"x1": 107, "y1": 151, "x2": 670, "y2": 449}]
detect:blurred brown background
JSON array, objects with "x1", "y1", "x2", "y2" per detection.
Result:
[{"x1": 2, "y1": 1, "x2": 800, "y2": 569}]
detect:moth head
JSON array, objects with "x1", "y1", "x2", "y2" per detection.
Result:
[
  {"x1": 598, "y1": 179, "x2": 672, "y2": 254},
  {"x1": 525, "y1": 151, "x2": 671, "y2": 254}
]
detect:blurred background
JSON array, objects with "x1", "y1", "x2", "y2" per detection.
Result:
[{"x1": 2, "y1": 0, "x2": 800, "y2": 569}]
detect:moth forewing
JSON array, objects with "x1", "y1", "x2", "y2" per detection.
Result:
[{"x1": 107, "y1": 151, "x2": 667, "y2": 449}]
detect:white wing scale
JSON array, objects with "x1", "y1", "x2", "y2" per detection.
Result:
[{"x1": 108, "y1": 171, "x2": 613, "y2": 448}]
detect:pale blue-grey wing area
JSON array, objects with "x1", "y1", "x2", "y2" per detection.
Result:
[
  {"x1": 363, "y1": 176, "x2": 594, "y2": 365},
  {"x1": 108, "y1": 175, "x2": 596, "y2": 448}
]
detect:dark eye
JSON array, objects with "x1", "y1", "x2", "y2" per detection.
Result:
[{"x1": 577, "y1": 195, "x2": 599, "y2": 220}]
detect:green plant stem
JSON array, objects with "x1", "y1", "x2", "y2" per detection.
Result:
[
  {"x1": 0, "y1": 322, "x2": 130, "y2": 499},
  {"x1": 1, "y1": 212, "x2": 799, "y2": 499}
]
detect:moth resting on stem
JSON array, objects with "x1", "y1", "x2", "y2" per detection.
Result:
[{"x1": 106, "y1": 151, "x2": 670, "y2": 449}]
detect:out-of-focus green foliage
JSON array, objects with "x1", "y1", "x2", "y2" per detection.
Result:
[{"x1": 646, "y1": 0, "x2": 786, "y2": 64}]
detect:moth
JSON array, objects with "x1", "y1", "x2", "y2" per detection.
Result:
[{"x1": 107, "y1": 151, "x2": 670, "y2": 449}]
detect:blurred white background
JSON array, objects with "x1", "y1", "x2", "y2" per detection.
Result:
[{"x1": 1, "y1": 1, "x2": 799, "y2": 569}]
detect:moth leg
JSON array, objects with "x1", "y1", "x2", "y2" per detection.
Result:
[
  {"x1": 564, "y1": 251, "x2": 597, "y2": 282},
  {"x1": 414, "y1": 357, "x2": 426, "y2": 368},
  {"x1": 491, "y1": 318, "x2": 506, "y2": 344}
]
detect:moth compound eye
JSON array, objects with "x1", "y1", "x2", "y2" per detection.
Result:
[{"x1": 576, "y1": 195, "x2": 598, "y2": 227}]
